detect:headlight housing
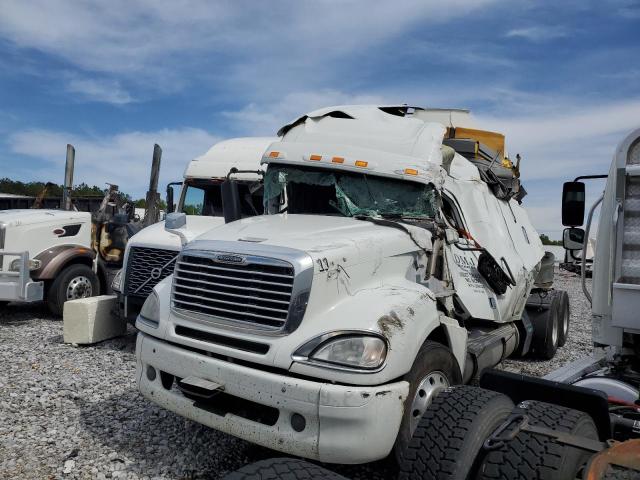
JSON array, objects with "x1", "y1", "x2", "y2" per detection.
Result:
[
  {"x1": 139, "y1": 291, "x2": 160, "y2": 327},
  {"x1": 9, "y1": 258, "x2": 41, "y2": 272},
  {"x1": 111, "y1": 269, "x2": 123, "y2": 293},
  {"x1": 294, "y1": 333, "x2": 387, "y2": 371}
]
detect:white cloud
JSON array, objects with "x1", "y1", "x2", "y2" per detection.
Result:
[
  {"x1": 0, "y1": 0, "x2": 499, "y2": 93},
  {"x1": 477, "y1": 100, "x2": 640, "y2": 178},
  {"x1": 474, "y1": 99, "x2": 640, "y2": 238},
  {"x1": 8, "y1": 128, "x2": 220, "y2": 197},
  {"x1": 65, "y1": 76, "x2": 133, "y2": 105},
  {"x1": 506, "y1": 25, "x2": 568, "y2": 42}
]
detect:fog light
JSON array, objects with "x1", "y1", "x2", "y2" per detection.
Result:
[
  {"x1": 291, "y1": 413, "x2": 306, "y2": 432},
  {"x1": 146, "y1": 365, "x2": 157, "y2": 381}
]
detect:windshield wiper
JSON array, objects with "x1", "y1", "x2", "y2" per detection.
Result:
[{"x1": 354, "y1": 214, "x2": 431, "y2": 260}]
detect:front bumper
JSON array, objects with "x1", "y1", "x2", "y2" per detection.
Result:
[
  {"x1": 136, "y1": 332, "x2": 409, "y2": 464},
  {"x1": 0, "y1": 251, "x2": 43, "y2": 302}
]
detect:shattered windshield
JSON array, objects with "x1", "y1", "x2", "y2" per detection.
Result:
[{"x1": 263, "y1": 164, "x2": 436, "y2": 218}]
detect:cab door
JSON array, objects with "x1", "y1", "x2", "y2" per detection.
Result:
[{"x1": 442, "y1": 181, "x2": 528, "y2": 323}]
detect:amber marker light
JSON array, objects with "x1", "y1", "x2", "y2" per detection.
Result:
[
  {"x1": 404, "y1": 168, "x2": 419, "y2": 176},
  {"x1": 309, "y1": 154, "x2": 322, "y2": 161},
  {"x1": 332, "y1": 157, "x2": 345, "y2": 164},
  {"x1": 355, "y1": 160, "x2": 368, "y2": 167}
]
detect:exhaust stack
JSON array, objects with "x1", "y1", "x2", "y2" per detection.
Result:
[
  {"x1": 62, "y1": 144, "x2": 75, "y2": 211},
  {"x1": 143, "y1": 144, "x2": 162, "y2": 227}
]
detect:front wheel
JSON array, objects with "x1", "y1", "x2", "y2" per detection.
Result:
[
  {"x1": 394, "y1": 340, "x2": 462, "y2": 461},
  {"x1": 47, "y1": 264, "x2": 100, "y2": 316}
]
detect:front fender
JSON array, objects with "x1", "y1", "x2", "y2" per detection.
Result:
[
  {"x1": 32, "y1": 245, "x2": 95, "y2": 280},
  {"x1": 285, "y1": 279, "x2": 456, "y2": 385}
]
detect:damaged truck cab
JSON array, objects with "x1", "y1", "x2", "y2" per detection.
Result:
[{"x1": 135, "y1": 106, "x2": 559, "y2": 464}]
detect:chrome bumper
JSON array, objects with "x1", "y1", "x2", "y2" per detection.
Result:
[{"x1": 0, "y1": 251, "x2": 43, "y2": 302}]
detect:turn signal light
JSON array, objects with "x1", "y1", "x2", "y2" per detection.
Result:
[{"x1": 269, "y1": 151, "x2": 280, "y2": 158}]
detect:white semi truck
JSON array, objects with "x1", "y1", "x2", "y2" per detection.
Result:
[
  {"x1": 113, "y1": 137, "x2": 276, "y2": 322},
  {"x1": 0, "y1": 209, "x2": 96, "y2": 311},
  {"x1": 134, "y1": 106, "x2": 568, "y2": 467}
]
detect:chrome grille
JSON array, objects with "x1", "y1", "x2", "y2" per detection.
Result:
[
  {"x1": 125, "y1": 247, "x2": 179, "y2": 298},
  {"x1": 172, "y1": 252, "x2": 295, "y2": 331}
]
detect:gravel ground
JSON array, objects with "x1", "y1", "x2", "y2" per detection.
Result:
[
  {"x1": 0, "y1": 268, "x2": 591, "y2": 480},
  {"x1": 501, "y1": 267, "x2": 593, "y2": 376}
]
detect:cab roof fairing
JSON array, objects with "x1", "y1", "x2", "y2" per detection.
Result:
[
  {"x1": 266, "y1": 106, "x2": 457, "y2": 187},
  {"x1": 261, "y1": 140, "x2": 446, "y2": 189},
  {"x1": 183, "y1": 136, "x2": 279, "y2": 181}
]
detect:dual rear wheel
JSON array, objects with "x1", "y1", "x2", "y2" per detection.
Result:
[{"x1": 529, "y1": 290, "x2": 570, "y2": 360}]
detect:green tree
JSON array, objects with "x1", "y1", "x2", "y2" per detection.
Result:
[{"x1": 539, "y1": 234, "x2": 562, "y2": 246}]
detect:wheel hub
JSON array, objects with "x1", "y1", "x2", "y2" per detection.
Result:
[
  {"x1": 66, "y1": 276, "x2": 93, "y2": 300},
  {"x1": 409, "y1": 370, "x2": 450, "y2": 435}
]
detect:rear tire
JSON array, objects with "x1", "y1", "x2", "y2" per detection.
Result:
[
  {"x1": 476, "y1": 400, "x2": 598, "y2": 480},
  {"x1": 222, "y1": 458, "x2": 349, "y2": 480},
  {"x1": 397, "y1": 386, "x2": 514, "y2": 480},
  {"x1": 556, "y1": 290, "x2": 570, "y2": 348},
  {"x1": 394, "y1": 340, "x2": 462, "y2": 462},
  {"x1": 529, "y1": 292, "x2": 560, "y2": 360},
  {"x1": 47, "y1": 264, "x2": 100, "y2": 316}
]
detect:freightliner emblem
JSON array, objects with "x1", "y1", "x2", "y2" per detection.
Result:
[{"x1": 214, "y1": 254, "x2": 246, "y2": 265}]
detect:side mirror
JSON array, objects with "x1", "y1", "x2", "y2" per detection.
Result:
[
  {"x1": 563, "y1": 227, "x2": 585, "y2": 250},
  {"x1": 444, "y1": 228, "x2": 460, "y2": 245},
  {"x1": 165, "y1": 212, "x2": 187, "y2": 230},
  {"x1": 166, "y1": 181, "x2": 181, "y2": 214},
  {"x1": 165, "y1": 212, "x2": 193, "y2": 246},
  {"x1": 221, "y1": 179, "x2": 242, "y2": 224},
  {"x1": 562, "y1": 181, "x2": 585, "y2": 226}
]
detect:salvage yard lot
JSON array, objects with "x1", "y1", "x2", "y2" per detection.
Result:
[{"x1": 0, "y1": 270, "x2": 591, "y2": 480}]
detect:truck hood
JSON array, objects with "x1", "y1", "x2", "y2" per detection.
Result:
[
  {"x1": 127, "y1": 215, "x2": 226, "y2": 251},
  {"x1": 188, "y1": 214, "x2": 432, "y2": 268},
  {"x1": 0, "y1": 209, "x2": 90, "y2": 227}
]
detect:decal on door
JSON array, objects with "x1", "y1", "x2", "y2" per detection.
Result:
[{"x1": 451, "y1": 252, "x2": 486, "y2": 295}]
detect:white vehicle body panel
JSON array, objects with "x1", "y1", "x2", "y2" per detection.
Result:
[{"x1": 184, "y1": 137, "x2": 275, "y2": 180}]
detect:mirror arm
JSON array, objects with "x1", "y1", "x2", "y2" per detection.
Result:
[{"x1": 582, "y1": 193, "x2": 604, "y2": 305}]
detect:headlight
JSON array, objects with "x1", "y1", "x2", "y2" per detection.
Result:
[
  {"x1": 9, "y1": 258, "x2": 41, "y2": 272},
  {"x1": 139, "y1": 291, "x2": 160, "y2": 327},
  {"x1": 111, "y1": 269, "x2": 123, "y2": 293},
  {"x1": 295, "y1": 334, "x2": 387, "y2": 370}
]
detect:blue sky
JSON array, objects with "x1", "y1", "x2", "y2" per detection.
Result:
[{"x1": 1, "y1": 0, "x2": 639, "y2": 237}]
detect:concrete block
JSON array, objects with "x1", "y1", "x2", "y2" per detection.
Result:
[{"x1": 63, "y1": 295, "x2": 125, "y2": 345}]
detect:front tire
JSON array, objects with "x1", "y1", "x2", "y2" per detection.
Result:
[
  {"x1": 394, "y1": 340, "x2": 462, "y2": 461},
  {"x1": 47, "y1": 264, "x2": 100, "y2": 316}
]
